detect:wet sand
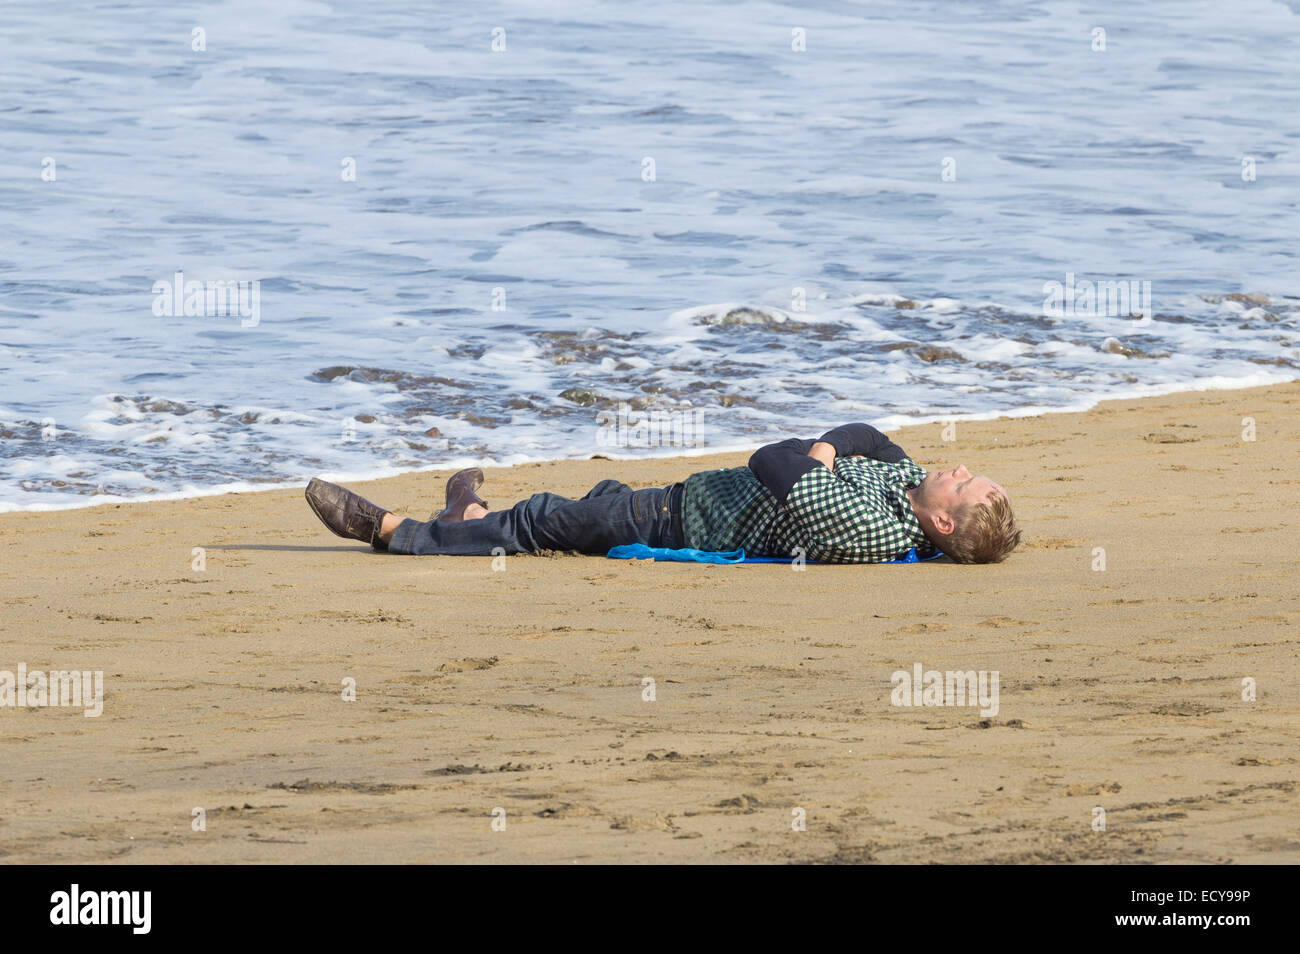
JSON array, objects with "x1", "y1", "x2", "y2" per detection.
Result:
[{"x1": 1, "y1": 382, "x2": 1297, "y2": 863}]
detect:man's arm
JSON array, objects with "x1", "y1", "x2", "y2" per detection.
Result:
[
  {"x1": 814, "y1": 423, "x2": 907, "y2": 463},
  {"x1": 748, "y1": 437, "x2": 819, "y2": 504},
  {"x1": 748, "y1": 424, "x2": 907, "y2": 504}
]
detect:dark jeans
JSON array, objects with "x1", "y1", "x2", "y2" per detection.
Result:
[{"x1": 388, "y1": 479, "x2": 686, "y2": 556}]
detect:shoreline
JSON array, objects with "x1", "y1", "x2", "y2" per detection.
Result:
[
  {"x1": 4, "y1": 370, "x2": 1296, "y2": 516},
  {"x1": 2, "y1": 381, "x2": 1298, "y2": 864}
]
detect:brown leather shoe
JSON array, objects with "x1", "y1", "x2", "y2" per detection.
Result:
[
  {"x1": 305, "y1": 478, "x2": 390, "y2": 550},
  {"x1": 431, "y1": 467, "x2": 488, "y2": 522}
]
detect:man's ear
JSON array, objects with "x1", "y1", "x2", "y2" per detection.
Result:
[{"x1": 931, "y1": 509, "x2": 955, "y2": 536}]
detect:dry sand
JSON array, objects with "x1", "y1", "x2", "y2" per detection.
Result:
[{"x1": 2, "y1": 382, "x2": 1297, "y2": 864}]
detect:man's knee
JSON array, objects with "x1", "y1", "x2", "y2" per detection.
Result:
[{"x1": 583, "y1": 479, "x2": 632, "y2": 500}]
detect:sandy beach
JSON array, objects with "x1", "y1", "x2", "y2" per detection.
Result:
[{"x1": 2, "y1": 382, "x2": 1297, "y2": 865}]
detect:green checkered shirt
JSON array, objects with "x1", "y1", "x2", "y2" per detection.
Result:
[{"x1": 681, "y1": 457, "x2": 935, "y2": 564}]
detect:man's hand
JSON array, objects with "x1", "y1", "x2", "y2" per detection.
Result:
[{"x1": 808, "y1": 441, "x2": 837, "y2": 471}]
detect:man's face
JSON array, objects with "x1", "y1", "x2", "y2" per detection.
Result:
[{"x1": 913, "y1": 465, "x2": 1004, "y2": 535}]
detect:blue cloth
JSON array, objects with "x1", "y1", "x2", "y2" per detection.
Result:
[
  {"x1": 606, "y1": 544, "x2": 746, "y2": 564},
  {"x1": 606, "y1": 544, "x2": 943, "y2": 565}
]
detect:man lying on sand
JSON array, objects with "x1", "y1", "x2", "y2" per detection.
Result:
[{"x1": 304, "y1": 423, "x2": 1021, "y2": 564}]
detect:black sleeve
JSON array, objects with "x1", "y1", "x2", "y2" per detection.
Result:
[
  {"x1": 747, "y1": 437, "x2": 819, "y2": 505},
  {"x1": 815, "y1": 423, "x2": 907, "y2": 463}
]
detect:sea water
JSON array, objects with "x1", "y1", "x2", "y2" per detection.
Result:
[{"x1": 1, "y1": 0, "x2": 1296, "y2": 510}]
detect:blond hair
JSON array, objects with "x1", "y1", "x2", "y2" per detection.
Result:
[{"x1": 941, "y1": 491, "x2": 1022, "y2": 564}]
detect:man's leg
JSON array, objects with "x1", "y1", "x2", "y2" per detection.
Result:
[
  {"x1": 386, "y1": 491, "x2": 574, "y2": 555},
  {"x1": 383, "y1": 479, "x2": 631, "y2": 551},
  {"x1": 387, "y1": 483, "x2": 678, "y2": 556},
  {"x1": 378, "y1": 503, "x2": 486, "y2": 545}
]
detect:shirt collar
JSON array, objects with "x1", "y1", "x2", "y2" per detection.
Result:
[{"x1": 895, "y1": 468, "x2": 938, "y2": 554}]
